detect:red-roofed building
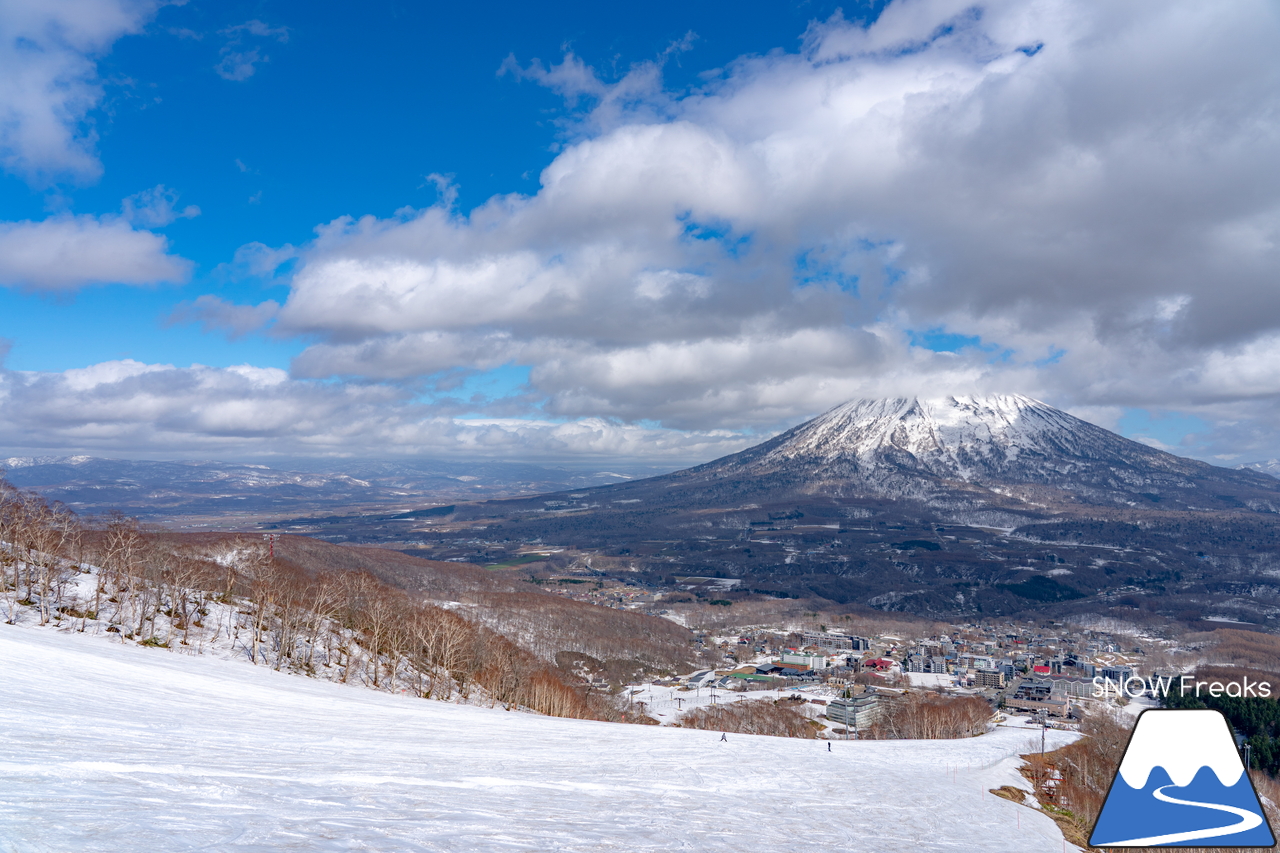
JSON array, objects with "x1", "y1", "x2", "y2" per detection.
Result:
[
  {"x1": 1032, "y1": 665, "x2": 1052, "y2": 675},
  {"x1": 863, "y1": 658, "x2": 895, "y2": 672}
]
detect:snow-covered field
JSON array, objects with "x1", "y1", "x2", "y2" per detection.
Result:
[
  {"x1": 625, "y1": 682, "x2": 836, "y2": 720},
  {"x1": 1, "y1": 624, "x2": 1080, "y2": 852}
]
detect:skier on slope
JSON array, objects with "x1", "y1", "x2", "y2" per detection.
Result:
[{"x1": 720, "y1": 732, "x2": 727, "y2": 742}]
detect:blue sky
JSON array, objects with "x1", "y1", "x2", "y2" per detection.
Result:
[
  {"x1": 1, "y1": 0, "x2": 1278, "y2": 463},
  {"x1": 0, "y1": 0, "x2": 855, "y2": 373}
]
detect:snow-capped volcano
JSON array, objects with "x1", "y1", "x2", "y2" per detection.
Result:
[
  {"x1": 675, "y1": 393, "x2": 1280, "y2": 510},
  {"x1": 759, "y1": 395, "x2": 1099, "y2": 473}
]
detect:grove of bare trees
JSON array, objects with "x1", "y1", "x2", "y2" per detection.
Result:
[
  {"x1": 1, "y1": 477, "x2": 622, "y2": 722},
  {"x1": 679, "y1": 698, "x2": 818, "y2": 738},
  {"x1": 863, "y1": 691, "x2": 994, "y2": 740},
  {"x1": 264, "y1": 534, "x2": 700, "y2": 679}
]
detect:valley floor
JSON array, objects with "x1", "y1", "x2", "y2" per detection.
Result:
[{"x1": 1, "y1": 624, "x2": 1080, "y2": 852}]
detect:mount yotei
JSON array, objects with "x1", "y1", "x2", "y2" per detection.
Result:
[
  {"x1": 388, "y1": 395, "x2": 1280, "y2": 623},
  {"x1": 607, "y1": 395, "x2": 1280, "y2": 512}
]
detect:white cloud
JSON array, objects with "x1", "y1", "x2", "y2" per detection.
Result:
[
  {"x1": 165, "y1": 0, "x2": 1280, "y2": 460},
  {"x1": 168, "y1": 295, "x2": 280, "y2": 339},
  {"x1": 0, "y1": 0, "x2": 162, "y2": 184},
  {"x1": 0, "y1": 214, "x2": 191, "y2": 291},
  {"x1": 499, "y1": 52, "x2": 610, "y2": 104},
  {"x1": 121, "y1": 184, "x2": 200, "y2": 228},
  {"x1": 210, "y1": 241, "x2": 297, "y2": 282},
  {"x1": 216, "y1": 19, "x2": 289, "y2": 82},
  {"x1": 60, "y1": 358, "x2": 168, "y2": 392},
  {"x1": 0, "y1": 361, "x2": 751, "y2": 461}
]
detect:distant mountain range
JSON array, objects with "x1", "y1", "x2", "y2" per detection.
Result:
[
  {"x1": 7, "y1": 396, "x2": 1280, "y2": 623},
  {"x1": 1239, "y1": 459, "x2": 1280, "y2": 480},
  {"x1": 0, "y1": 455, "x2": 667, "y2": 519},
  {"x1": 7, "y1": 396, "x2": 1278, "y2": 520}
]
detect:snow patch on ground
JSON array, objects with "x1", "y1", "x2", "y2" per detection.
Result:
[{"x1": 0, "y1": 624, "x2": 1080, "y2": 851}]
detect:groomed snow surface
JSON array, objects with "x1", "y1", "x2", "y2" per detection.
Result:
[{"x1": 2, "y1": 625, "x2": 1080, "y2": 852}]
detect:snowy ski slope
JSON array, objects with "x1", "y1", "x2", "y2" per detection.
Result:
[{"x1": 1, "y1": 625, "x2": 1079, "y2": 852}]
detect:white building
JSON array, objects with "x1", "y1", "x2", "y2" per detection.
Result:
[
  {"x1": 780, "y1": 651, "x2": 831, "y2": 670},
  {"x1": 827, "y1": 693, "x2": 883, "y2": 731}
]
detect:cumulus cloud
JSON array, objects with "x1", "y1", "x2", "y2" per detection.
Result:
[
  {"x1": 0, "y1": 214, "x2": 191, "y2": 291},
  {"x1": 0, "y1": 0, "x2": 162, "y2": 184},
  {"x1": 174, "y1": 0, "x2": 1280, "y2": 459},
  {"x1": 0, "y1": 360, "x2": 750, "y2": 461}
]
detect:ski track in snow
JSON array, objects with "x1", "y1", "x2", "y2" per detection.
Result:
[{"x1": 1, "y1": 625, "x2": 1079, "y2": 852}]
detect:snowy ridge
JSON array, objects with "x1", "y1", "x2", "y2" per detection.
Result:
[
  {"x1": 1240, "y1": 459, "x2": 1280, "y2": 480},
  {"x1": 4, "y1": 454, "x2": 95, "y2": 468},
  {"x1": 1118, "y1": 710, "x2": 1245, "y2": 789},
  {"x1": 764, "y1": 395, "x2": 1116, "y2": 473}
]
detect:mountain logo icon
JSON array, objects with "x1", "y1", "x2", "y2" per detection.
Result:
[{"x1": 1090, "y1": 709, "x2": 1276, "y2": 847}]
